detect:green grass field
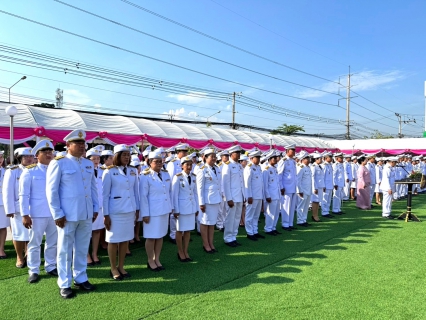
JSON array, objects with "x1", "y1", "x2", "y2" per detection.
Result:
[{"x1": 1, "y1": 196, "x2": 425, "y2": 320}]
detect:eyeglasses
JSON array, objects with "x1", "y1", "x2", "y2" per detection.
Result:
[{"x1": 40, "y1": 150, "x2": 53, "y2": 155}]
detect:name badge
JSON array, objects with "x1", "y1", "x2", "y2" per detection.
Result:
[
  {"x1": 182, "y1": 183, "x2": 185, "y2": 188},
  {"x1": 86, "y1": 166, "x2": 92, "y2": 169},
  {"x1": 166, "y1": 179, "x2": 170, "y2": 182},
  {"x1": 130, "y1": 171, "x2": 136, "y2": 176},
  {"x1": 113, "y1": 173, "x2": 118, "y2": 176}
]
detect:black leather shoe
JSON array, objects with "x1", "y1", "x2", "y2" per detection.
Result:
[
  {"x1": 247, "y1": 235, "x2": 258, "y2": 241},
  {"x1": 157, "y1": 265, "x2": 165, "y2": 271},
  {"x1": 60, "y1": 287, "x2": 74, "y2": 299},
  {"x1": 332, "y1": 212, "x2": 342, "y2": 215},
  {"x1": 339, "y1": 211, "x2": 345, "y2": 214},
  {"x1": 273, "y1": 230, "x2": 282, "y2": 235},
  {"x1": 203, "y1": 246, "x2": 214, "y2": 253},
  {"x1": 383, "y1": 215, "x2": 395, "y2": 219},
  {"x1": 28, "y1": 273, "x2": 39, "y2": 283},
  {"x1": 265, "y1": 231, "x2": 276, "y2": 236},
  {"x1": 169, "y1": 238, "x2": 177, "y2": 245},
  {"x1": 233, "y1": 241, "x2": 242, "y2": 246},
  {"x1": 290, "y1": 226, "x2": 297, "y2": 230},
  {"x1": 311, "y1": 217, "x2": 322, "y2": 222},
  {"x1": 110, "y1": 270, "x2": 123, "y2": 281},
  {"x1": 47, "y1": 268, "x2": 58, "y2": 277},
  {"x1": 118, "y1": 270, "x2": 131, "y2": 278},
  {"x1": 254, "y1": 233, "x2": 265, "y2": 239},
  {"x1": 147, "y1": 262, "x2": 160, "y2": 272},
  {"x1": 322, "y1": 214, "x2": 334, "y2": 218},
  {"x1": 178, "y1": 253, "x2": 189, "y2": 262},
  {"x1": 225, "y1": 241, "x2": 237, "y2": 247},
  {"x1": 125, "y1": 252, "x2": 133, "y2": 257},
  {"x1": 281, "y1": 227, "x2": 292, "y2": 231},
  {"x1": 74, "y1": 281, "x2": 96, "y2": 291},
  {"x1": 297, "y1": 223, "x2": 309, "y2": 227}
]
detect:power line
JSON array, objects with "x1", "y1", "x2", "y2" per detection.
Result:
[
  {"x1": 54, "y1": 0, "x2": 340, "y2": 97},
  {"x1": 208, "y1": 0, "x2": 346, "y2": 66},
  {"x1": 0, "y1": 10, "x2": 340, "y2": 106},
  {"x1": 119, "y1": 0, "x2": 341, "y2": 84}
]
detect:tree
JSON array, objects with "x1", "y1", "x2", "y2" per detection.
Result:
[
  {"x1": 33, "y1": 103, "x2": 55, "y2": 108},
  {"x1": 270, "y1": 123, "x2": 305, "y2": 135},
  {"x1": 364, "y1": 130, "x2": 394, "y2": 139}
]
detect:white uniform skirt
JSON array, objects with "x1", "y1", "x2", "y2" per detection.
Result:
[
  {"x1": 105, "y1": 211, "x2": 135, "y2": 243},
  {"x1": 0, "y1": 206, "x2": 10, "y2": 229},
  {"x1": 311, "y1": 189, "x2": 324, "y2": 203},
  {"x1": 374, "y1": 184, "x2": 382, "y2": 193},
  {"x1": 143, "y1": 213, "x2": 168, "y2": 239},
  {"x1": 92, "y1": 207, "x2": 105, "y2": 231},
  {"x1": 350, "y1": 179, "x2": 357, "y2": 188},
  {"x1": 199, "y1": 203, "x2": 219, "y2": 226},
  {"x1": 11, "y1": 212, "x2": 29, "y2": 241},
  {"x1": 176, "y1": 213, "x2": 195, "y2": 232}
]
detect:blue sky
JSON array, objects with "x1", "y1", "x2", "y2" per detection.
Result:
[{"x1": 0, "y1": 0, "x2": 425, "y2": 138}]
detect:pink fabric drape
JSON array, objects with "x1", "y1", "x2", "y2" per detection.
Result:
[{"x1": 340, "y1": 149, "x2": 426, "y2": 155}]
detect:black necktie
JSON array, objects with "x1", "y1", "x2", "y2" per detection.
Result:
[
  {"x1": 212, "y1": 166, "x2": 216, "y2": 176},
  {"x1": 94, "y1": 168, "x2": 98, "y2": 178},
  {"x1": 123, "y1": 167, "x2": 127, "y2": 175},
  {"x1": 158, "y1": 172, "x2": 162, "y2": 181},
  {"x1": 188, "y1": 175, "x2": 191, "y2": 185}
]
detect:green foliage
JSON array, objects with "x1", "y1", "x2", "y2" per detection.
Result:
[
  {"x1": 270, "y1": 123, "x2": 305, "y2": 135},
  {"x1": 33, "y1": 103, "x2": 55, "y2": 108}
]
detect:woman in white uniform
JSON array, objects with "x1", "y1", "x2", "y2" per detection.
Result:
[
  {"x1": 99, "y1": 149, "x2": 114, "y2": 250},
  {"x1": 86, "y1": 147, "x2": 104, "y2": 265},
  {"x1": 3, "y1": 147, "x2": 33, "y2": 267},
  {"x1": 196, "y1": 149, "x2": 221, "y2": 253},
  {"x1": 0, "y1": 151, "x2": 10, "y2": 259},
  {"x1": 102, "y1": 145, "x2": 140, "y2": 280},
  {"x1": 140, "y1": 150, "x2": 172, "y2": 272},
  {"x1": 171, "y1": 156, "x2": 198, "y2": 262},
  {"x1": 310, "y1": 153, "x2": 325, "y2": 222}
]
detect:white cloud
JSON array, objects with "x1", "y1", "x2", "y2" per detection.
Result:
[
  {"x1": 94, "y1": 103, "x2": 102, "y2": 109},
  {"x1": 188, "y1": 111, "x2": 198, "y2": 118},
  {"x1": 297, "y1": 70, "x2": 405, "y2": 99},
  {"x1": 63, "y1": 89, "x2": 91, "y2": 105},
  {"x1": 167, "y1": 91, "x2": 209, "y2": 104}
]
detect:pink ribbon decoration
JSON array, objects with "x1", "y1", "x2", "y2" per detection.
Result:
[
  {"x1": 99, "y1": 131, "x2": 108, "y2": 138},
  {"x1": 33, "y1": 126, "x2": 45, "y2": 137}
]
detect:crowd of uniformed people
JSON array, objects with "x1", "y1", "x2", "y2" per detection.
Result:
[{"x1": 0, "y1": 128, "x2": 424, "y2": 299}]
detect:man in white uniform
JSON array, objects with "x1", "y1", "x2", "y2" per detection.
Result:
[
  {"x1": 321, "y1": 152, "x2": 334, "y2": 219},
  {"x1": 215, "y1": 150, "x2": 229, "y2": 232},
  {"x1": 222, "y1": 145, "x2": 245, "y2": 247},
  {"x1": 380, "y1": 157, "x2": 397, "y2": 219},
  {"x1": 366, "y1": 156, "x2": 377, "y2": 203},
  {"x1": 46, "y1": 129, "x2": 99, "y2": 299},
  {"x1": 277, "y1": 144, "x2": 297, "y2": 231},
  {"x1": 3, "y1": 147, "x2": 32, "y2": 268},
  {"x1": 244, "y1": 150, "x2": 264, "y2": 240},
  {"x1": 296, "y1": 151, "x2": 312, "y2": 226},
  {"x1": 262, "y1": 150, "x2": 281, "y2": 235},
  {"x1": 342, "y1": 155, "x2": 353, "y2": 201},
  {"x1": 166, "y1": 143, "x2": 189, "y2": 244},
  {"x1": 20, "y1": 140, "x2": 57, "y2": 283},
  {"x1": 332, "y1": 153, "x2": 345, "y2": 215}
]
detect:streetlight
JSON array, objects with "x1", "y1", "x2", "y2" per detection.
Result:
[
  {"x1": 269, "y1": 134, "x2": 273, "y2": 148},
  {"x1": 5, "y1": 105, "x2": 18, "y2": 165},
  {"x1": 8, "y1": 76, "x2": 27, "y2": 103},
  {"x1": 206, "y1": 111, "x2": 221, "y2": 123}
]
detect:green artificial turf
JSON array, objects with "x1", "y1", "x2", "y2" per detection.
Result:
[{"x1": 1, "y1": 196, "x2": 425, "y2": 319}]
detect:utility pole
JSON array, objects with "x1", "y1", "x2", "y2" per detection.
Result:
[
  {"x1": 346, "y1": 66, "x2": 351, "y2": 140},
  {"x1": 395, "y1": 113, "x2": 416, "y2": 138},
  {"x1": 232, "y1": 92, "x2": 236, "y2": 130}
]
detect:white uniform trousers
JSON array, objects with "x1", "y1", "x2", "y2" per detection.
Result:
[
  {"x1": 264, "y1": 200, "x2": 279, "y2": 232},
  {"x1": 245, "y1": 199, "x2": 262, "y2": 235},
  {"x1": 321, "y1": 189, "x2": 333, "y2": 215},
  {"x1": 223, "y1": 201, "x2": 243, "y2": 243},
  {"x1": 382, "y1": 192, "x2": 392, "y2": 217},
  {"x1": 57, "y1": 219, "x2": 92, "y2": 288},
  {"x1": 169, "y1": 214, "x2": 176, "y2": 240},
  {"x1": 281, "y1": 193, "x2": 297, "y2": 228},
  {"x1": 332, "y1": 187, "x2": 343, "y2": 213},
  {"x1": 297, "y1": 194, "x2": 311, "y2": 224},
  {"x1": 215, "y1": 199, "x2": 226, "y2": 229},
  {"x1": 343, "y1": 181, "x2": 351, "y2": 200},
  {"x1": 370, "y1": 185, "x2": 375, "y2": 202},
  {"x1": 27, "y1": 217, "x2": 57, "y2": 275}
]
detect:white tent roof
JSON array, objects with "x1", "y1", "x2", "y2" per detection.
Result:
[
  {"x1": 0, "y1": 103, "x2": 334, "y2": 148},
  {"x1": 329, "y1": 138, "x2": 426, "y2": 151}
]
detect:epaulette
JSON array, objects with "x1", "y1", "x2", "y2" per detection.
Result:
[
  {"x1": 26, "y1": 164, "x2": 37, "y2": 169},
  {"x1": 200, "y1": 165, "x2": 205, "y2": 170},
  {"x1": 161, "y1": 168, "x2": 168, "y2": 172},
  {"x1": 54, "y1": 155, "x2": 65, "y2": 160},
  {"x1": 265, "y1": 166, "x2": 270, "y2": 170},
  {"x1": 106, "y1": 165, "x2": 116, "y2": 169},
  {"x1": 171, "y1": 158, "x2": 177, "y2": 162},
  {"x1": 176, "y1": 173, "x2": 183, "y2": 176},
  {"x1": 217, "y1": 162, "x2": 222, "y2": 166},
  {"x1": 143, "y1": 170, "x2": 150, "y2": 175},
  {"x1": 248, "y1": 163, "x2": 252, "y2": 167},
  {"x1": 129, "y1": 165, "x2": 136, "y2": 168},
  {"x1": 9, "y1": 165, "x2": 19, "y2": 170},
  {"x1": 191, "y1": 172, "x2": 196, "y2": 176},
  {"x1": 98, "y1": 166, "x2": 105, "y2": 170},
  {"x1": 225, "y1": 161, "x2": 230, "y2": 165}
]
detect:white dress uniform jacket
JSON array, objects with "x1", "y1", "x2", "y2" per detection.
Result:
[
  {"x1": 102, "y1": 165, "x2": 140, "y2": 215},
  {"x1": 244, "y1": 163, "x2": 264, "y2": 200},
  {"x1": 297, "y1": 164, "x2": 312, "y2": 195},
  {"x1": 222, "y1": 160, "x2": 245, "y2": 202},
  {"x1": 277, "y1": 157, "x2": 297, "y2": 193},
  {"x1": 380, "y1": 164, "x2": 396, "y2": 192},
  {"x1": 3, "y1": 164, "x2": 24, "y2": 215},
  {"x1": 166, "y1": 158, "x2": 182, "y2": 178},
  {"x1": 262, "y1": 164, "x2": 280, "y2": 200},
  {"x1": 312, "y1": 163, "x2": 325, "y2": 192},
  {"x1": 366, "y1": 162, "x2": 376, "y2": 185},
  {"x1": 332, "y1": 162, "x2": 345, "y2": 187},
  {"x1": 0, "y1": 167, "x2": 5, "y2": 206},
  {"x1": 46, "y1": 154, "x2": 99, "y2": 221},
  {"x1": 172, "y1": 172, "x2": 198, "y2": 214},
  {"x1": 140, "y1": 169, "x2": 172, "y2": 217},
  {"x1": 19, "y1": 163, "x2": 51, "y2": 217},
  {"x1": 343, "y1": 161, "x2": 353, "y2": 181},
  {"x1": 196, "y1": 164, "x2": 222, "y2": 205},
  {"x1": 323, "y1": 162, "x2": 334, "y2": 190}
]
